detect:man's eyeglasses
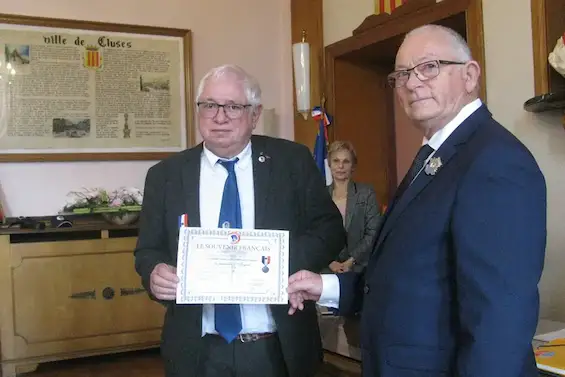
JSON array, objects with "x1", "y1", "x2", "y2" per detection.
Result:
[
  {"x1": 387, "y1": 60, "x2": 466, "y2": 88},
  {"x1": 196, "y1": 102, "x2": 252, "y2": 119}
]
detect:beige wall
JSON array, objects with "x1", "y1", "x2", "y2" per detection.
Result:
[
  {"x1": 323, "y1": 0, "x2": 565, "y2": 320},
  {"x1": 0, "y1": 0, "x2": 292, "y2": 216}
]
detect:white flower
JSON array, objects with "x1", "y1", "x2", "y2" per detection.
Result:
[{"x1": 424, "y1": 157, "x2": 443, "y2": 176}]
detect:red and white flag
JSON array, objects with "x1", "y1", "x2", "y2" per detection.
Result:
[{"x1": 375, "y1": 0, "x2": 407, "y2": 14}]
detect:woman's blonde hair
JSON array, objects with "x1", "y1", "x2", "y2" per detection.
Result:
[{"x1": 327, "y1": 140, "x2": 358, "y2": 166}]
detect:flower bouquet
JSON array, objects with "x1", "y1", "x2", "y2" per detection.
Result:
[{"x1": 62, "y1": 187, "x2": 143, "y2": 225}]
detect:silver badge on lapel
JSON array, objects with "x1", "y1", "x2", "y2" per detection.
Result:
[
  {"x1": 258, "y1": 152, "x2": 270, "y2": 163},
  {"x1": 424, "y1": 157, "x2": 443, "y2": 176}
]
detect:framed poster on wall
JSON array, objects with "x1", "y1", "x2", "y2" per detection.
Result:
[{"x1": 0, "y1": 13, "x2": 193, "y2": 162}]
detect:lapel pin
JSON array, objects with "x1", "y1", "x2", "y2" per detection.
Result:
[
  {"x1": 424, "y1": 157, "x2": 443, "y2": 176},
  {"x1": 258, "y1": 152, "x2": 270, "y2": 163}
]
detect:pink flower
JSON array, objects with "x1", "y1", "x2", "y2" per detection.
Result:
[{"x1": 110, "y1": 198, "x2": 123, "y2": 207}]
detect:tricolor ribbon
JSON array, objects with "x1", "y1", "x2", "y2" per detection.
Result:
[
  {"x1": 178, "y1": 213, "x2": 189, "y2": 228},
  {"x1": 311, "y1": 106, "x2": 332, "y2": 143}
]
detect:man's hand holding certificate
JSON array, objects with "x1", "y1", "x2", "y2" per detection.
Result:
[{"x1": 176, "y1": 227, "x2": 289, "y2": 305}]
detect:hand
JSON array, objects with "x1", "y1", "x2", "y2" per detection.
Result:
[
  {"x1": 287, "y1": 270, "x2": 323, "y2": 315},
  {"x1": 340, "y1": 258, "x2": 354, "y2": 272},
  {"x1": 150, "y1": 263, "x2": 179, "y2": 300},
  {"x1": 329, "y1": 261, "x2": 342, "y2": 273}
]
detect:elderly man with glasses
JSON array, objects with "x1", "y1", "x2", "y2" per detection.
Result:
[
  {"x1": 287, "y1": 24, "x2": 547, "y2": 377},
  {"x1": 134, "y1": 64, "x2": 345, "y2": 377}
]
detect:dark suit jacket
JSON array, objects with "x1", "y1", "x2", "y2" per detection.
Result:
[
  {"x1": 338, "y1": 106, "x2": 546, "y2": 377},
  {"x1": 328, "y1": 181, "x2": 381, "y2": 272},
  {"x1": 134, "y1": 135, "x2": 345, "y2": 377}
]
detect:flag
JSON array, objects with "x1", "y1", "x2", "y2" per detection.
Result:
[
  {"x1": 375, "y1": 0, "x2": 407, "y2": 14},
  {"x1": 312, "y1": 106, "x2": 333, "y2": 186}
]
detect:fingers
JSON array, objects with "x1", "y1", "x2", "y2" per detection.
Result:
[
  {"x1": 287, "y1": 279, "x2": 313, "y2": 294},
  {"x1": 286, "y1": 270, "x2": 323, "y2": 315},
  {"x1": 288, "y1": 270, "x2": 307, "y2": 284},
  {"x1": 150, "y1": 263, "x2": 178, "y2": 300},
  {"x1": 158, "y1": 264, "x2": 179, "y2": 283},
  {"x1": 289, "y1": 269, "x2": 319, "y2": 283},
  {"x1": 287, "y1": 304, "x2": 304, "y2": 315},
  {"x1": 328, "y1": 262, "x2": 341, "y2": 273},
  {"x1": 288, "y1": 292, "x2": 304, "y2": 307},
  {"x1": 153, "y1": 271, "x2": 178, "y2": 287},
  {"x1": 151, "y1": 277, "x2": 177, "y2": 300},
  {"x1": 153, "y1": 292, "x2": 176, "y2": 301},
  {"x1": 287, "y1": 292, "x2": 305, "y2": 315}
]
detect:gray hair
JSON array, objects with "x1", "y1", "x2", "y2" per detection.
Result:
[
  {"x1": 404, "y1": 24, "x2": 472, "y2": 61},
  {"x1": 196, "y1": 64, "x2": 262, "y2": 107}
]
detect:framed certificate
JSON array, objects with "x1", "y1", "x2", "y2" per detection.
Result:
[{"x1": 176, "y1": 227, "x2": 289, "y2": 305}]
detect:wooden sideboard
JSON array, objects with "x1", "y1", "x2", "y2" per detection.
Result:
[{"x1": 0, "y1": 222, "x2": 165, "y2": 376}]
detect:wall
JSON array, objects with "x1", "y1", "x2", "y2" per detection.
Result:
[
  {"x1": 323, "y1": 0, "x2": 565, "y2": 320},
  {"x1": 0, "y1": 0, "x2": 293, "y2": 216}
]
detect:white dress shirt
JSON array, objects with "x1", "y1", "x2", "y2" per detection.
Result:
[
  {"x1": 317, "y1": 98, "x2": 483, "y2": 308},
  {"x1": 199, "y1": 141, "x2": 276, "y2": 336}
]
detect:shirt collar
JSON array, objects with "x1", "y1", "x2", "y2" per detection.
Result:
[
  {"x1": 424, "y1": 98, "x2": 482, "y2": 150},
  {"x1": 202, "y1": 141, "x2": 252, "y2": 170}
]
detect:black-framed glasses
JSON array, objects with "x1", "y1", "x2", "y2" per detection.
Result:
[
  {"x1": 196, "y1": 101, "x2": 252, "y2": 119},
  {"x1": 387, "y1": 60, "x2": 466, "y2": 88}
]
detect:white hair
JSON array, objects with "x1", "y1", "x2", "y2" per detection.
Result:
[
  {"x1": 196, "y1": 64, "x2": 262, "y2": 107},
  {"x1": 404, "y1": 24, "x2": 472, "y2": 61}
]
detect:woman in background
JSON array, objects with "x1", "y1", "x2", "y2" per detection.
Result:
[
  {"x1": 326, "y1": 140, "x2": 381, "y2": 273},
  {"x1": 319, "y1": 141, "x2": 381, "y2": 358}
]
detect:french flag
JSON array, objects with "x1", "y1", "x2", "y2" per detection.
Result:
[{"x1": 312, "y1": 106, "x2": 332, "y2": 186}]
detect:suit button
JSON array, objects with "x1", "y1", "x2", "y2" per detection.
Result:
[{"x1": 363, "y1": 284, "x2": 370, "y2": 294}]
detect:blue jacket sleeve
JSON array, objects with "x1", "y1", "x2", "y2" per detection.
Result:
[
  {"x1": 452, "y1": 143, "x2": 546, "y2": 377},
  {"x1": 338, "y1": 271, "x2": 366, "y2": 316}
]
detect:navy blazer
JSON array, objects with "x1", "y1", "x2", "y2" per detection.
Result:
[
  {"x1": 134, "y1": 135, "x2": 345, "y2": 377},
  {"x1": 338, "y1": 105, "x2": 546, "y2": 377}
]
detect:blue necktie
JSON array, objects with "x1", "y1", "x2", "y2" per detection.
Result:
[{"x1": 215, "y1": 158, "x2": 243, "y2": 343}]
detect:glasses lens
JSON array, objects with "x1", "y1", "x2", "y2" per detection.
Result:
[
  {"x1": 415, "y1": 61, "x2": 440, "y2": 79},
  {"x1": 198, "y1": 103, "x2": 246, "y2": 119},
  {"x1": 388, "y1": 72, "x2": 408, "y2": 88},
  {"x1": 387, "y1": 75, "x2": 397, "y2": 88},
  {"x1": 198, "y1": 102, "x2": 218, "y2": 118},
  {"x1": 224, "y1": 104, "x2": 244, "y2": 119}
]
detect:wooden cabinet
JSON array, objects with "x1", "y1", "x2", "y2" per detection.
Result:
[{"x1": 0, "y1": 226, "x2": 165, "y2": 376}]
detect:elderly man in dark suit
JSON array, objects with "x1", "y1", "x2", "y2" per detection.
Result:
[
  {"x1": 287, "y1": 24, "x2": 547, "y2": 377},
  {"x1": 134, "y1": 64, "x2": 345, "y2": 377}
]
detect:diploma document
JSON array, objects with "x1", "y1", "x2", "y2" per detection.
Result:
[{"x1": 176, "y1": 227, "x2": 289, "y2": 305}]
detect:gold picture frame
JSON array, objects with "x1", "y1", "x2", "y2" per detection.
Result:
[{"x1": 0, "y1": 13, "x2": 194, "y2": 162}]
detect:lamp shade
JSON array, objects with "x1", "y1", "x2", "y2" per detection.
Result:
[{"x1": 292, "y1": 39, "x2": 310, "y2": 120}]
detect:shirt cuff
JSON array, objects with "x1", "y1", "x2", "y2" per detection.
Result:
[{"x1": 318, "y1": 274, "x2": 340, "y2": 308}]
